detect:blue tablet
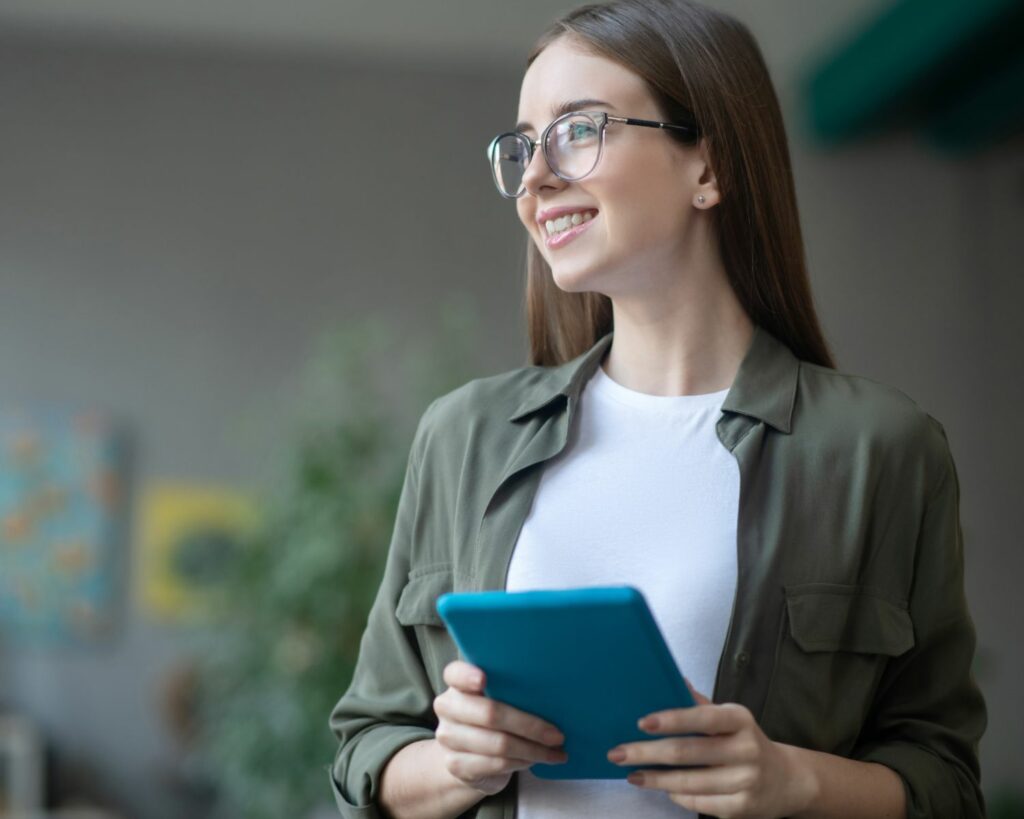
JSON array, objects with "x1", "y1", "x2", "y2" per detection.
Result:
[{"x1": 435, "y1": 585, "x2": 698, "y2": 780}]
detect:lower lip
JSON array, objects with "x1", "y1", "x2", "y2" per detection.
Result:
[{"x1": 544, "y1": 215, "x2": 597, "y2": 249}]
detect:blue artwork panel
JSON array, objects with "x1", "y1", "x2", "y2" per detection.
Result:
[{"x1": 0, "y1": 405, "x2": 127, "y2": 641}]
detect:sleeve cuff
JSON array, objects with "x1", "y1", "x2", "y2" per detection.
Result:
[
  {"x1": 852, "y1": 741, "x2": 983, "y2": 819},
  {"x1": 330, "y1": 725, "x2": 437, "y2": 818}
]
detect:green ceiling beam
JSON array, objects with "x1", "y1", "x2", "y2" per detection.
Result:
[
  {"x1": 924, "y1": 46, "x2": 1024, "y2": 154},
  {"x1": 801, "y1": 0, "x2": 1024, "y2": 152}
]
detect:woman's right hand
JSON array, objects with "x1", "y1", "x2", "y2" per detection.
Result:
[{"x1": 433, "y1": 659, "x2": 569, "y2": 795}]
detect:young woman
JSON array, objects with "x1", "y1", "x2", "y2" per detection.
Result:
[{"x1": 328, "y1": 2, "x2": 987, "y2": 818}]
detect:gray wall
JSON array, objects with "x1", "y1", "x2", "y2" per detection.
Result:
[
  {"x1": 0, "y1": 27, "x2": 1020, "y2": 818},
  {"x1": 0, "y1": 36, "x2": 526, "y2": 818}
]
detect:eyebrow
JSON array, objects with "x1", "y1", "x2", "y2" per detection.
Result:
[{"x1": 515, "y1": 98, "x2": 614, "y2": 133}]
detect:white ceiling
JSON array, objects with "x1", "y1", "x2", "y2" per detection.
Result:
[{"x1": 0, "y1": 0, "x2": 889, "y2": 81}]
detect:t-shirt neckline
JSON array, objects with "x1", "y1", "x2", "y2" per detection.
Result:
[{"x1": 589, "y1": 362, "x2": 731, "y2": 411}]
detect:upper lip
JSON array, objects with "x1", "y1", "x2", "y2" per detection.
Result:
[{"x1": 536, "y1": 205, "x2": 598, "y2": 225}]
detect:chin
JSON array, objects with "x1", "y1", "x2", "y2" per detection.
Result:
[{"x1": 548, "y1": 260, "x2": 606, "y2": 294}]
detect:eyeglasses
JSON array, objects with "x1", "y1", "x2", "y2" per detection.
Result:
[{"x1": 486, "y1": 109, "x2": 701, "y2": 199}]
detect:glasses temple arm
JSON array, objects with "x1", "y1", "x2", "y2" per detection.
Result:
[{"x1": 607, "y1": 114, "x2": 700, "y2": 137}]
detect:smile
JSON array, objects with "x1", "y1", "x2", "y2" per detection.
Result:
[
  {"x1": 545, "y1": 211, "x2": 598, "y2": 249},
  {"x1": 544, "y1": 209, "x2": 597, "y2": 236}
]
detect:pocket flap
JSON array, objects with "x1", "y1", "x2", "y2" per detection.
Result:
[
  {"x1": 395, "y1": 567, "x2": 454, "y2": 627},
  {"x1": 784, "y1": 583, "x2": 914, "y2": 656}
]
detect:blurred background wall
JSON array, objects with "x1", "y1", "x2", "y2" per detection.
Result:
[{"x1": 0, "y1": 1, "x2": 1020, "y2": 817}]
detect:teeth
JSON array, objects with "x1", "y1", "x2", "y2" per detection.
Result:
[{"x1": 544, "y1": 210, "x2": 596, "y2": 236}]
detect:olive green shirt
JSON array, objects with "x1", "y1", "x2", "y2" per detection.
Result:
[{"x1": 328, "y1": 325, "x2": 986, "y2": 819}]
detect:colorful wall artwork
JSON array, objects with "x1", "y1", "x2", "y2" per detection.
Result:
[
  {"x1": 0, "y1": 406, "x2": 127, "y2": 641},
  {"x1": 136, "y1": 482, "x2": 261, "y2": 622}
]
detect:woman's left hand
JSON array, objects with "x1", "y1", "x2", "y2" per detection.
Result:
[{"x1": 606, "y1": 680, "x2": 816, "y2": 818}]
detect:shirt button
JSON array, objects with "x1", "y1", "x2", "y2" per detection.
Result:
[{"x1": 735, "y1": 651, "x2": 749, "y2": 668}]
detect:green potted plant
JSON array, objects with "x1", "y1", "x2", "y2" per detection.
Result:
[{"x1": 190, "y1": 297, "x2": 484, "y2": 819}]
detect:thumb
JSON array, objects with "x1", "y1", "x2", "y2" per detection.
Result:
[{"x1": 684, "y1": 677, "x2": 712, "y2": 706}]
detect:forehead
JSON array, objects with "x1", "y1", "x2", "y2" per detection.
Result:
[{"x1": 516, "y1": 37, "x2": 653, "y2": 130}]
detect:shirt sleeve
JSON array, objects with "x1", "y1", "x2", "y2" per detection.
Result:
[
  {"x1": 327, "y1": 401, "x2": 441, "y2": 817},
  {"x1": 850, "y1": 417, "x2": 987, "y2": 818}
]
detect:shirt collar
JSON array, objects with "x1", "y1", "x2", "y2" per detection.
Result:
[{"x1": 507, "y1": 324, "x2": 799, "y2": 434}]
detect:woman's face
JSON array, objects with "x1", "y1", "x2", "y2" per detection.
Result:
[{"x1": 515, "y1": 36, "x2": 711, "y2": 298}]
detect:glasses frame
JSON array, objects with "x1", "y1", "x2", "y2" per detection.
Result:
[{"x1": 486, "y1": 110, "x2": 701, "y2": 199}]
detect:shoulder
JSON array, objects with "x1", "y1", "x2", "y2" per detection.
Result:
[
  {"x1": 432, "y1": 364, "x2": 551, "y2": 422},
  {"x1": 422, "y1": 362, "x2": 548, "y2": 430},
  {"x1": 796, "y1": 360, "x2": 953, "y2": 477},
  {"x1": 411, "y1": 362, "x2": 548, "y2": 462}
]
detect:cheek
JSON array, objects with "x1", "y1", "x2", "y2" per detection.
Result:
[
  {"x1": 516, "y1": 202, "x2": 535, "y2": 234},
  {"x1": 602, "y1": 172, "x2": 688, "y2": 246}
]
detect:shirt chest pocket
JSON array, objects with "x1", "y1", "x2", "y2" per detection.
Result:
[
  {"x1": 395, "y1": 566, "x2": 464, "y2": 696},
  {"x1": 760, "y1": 583, "x2": 914, "y2": 755}
]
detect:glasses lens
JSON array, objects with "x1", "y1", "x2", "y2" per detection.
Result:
[
  {"x1": 490, "y1": 133, "x2": 530, "y2": 197},
  {"x1": 545, "y1": 113, "x2": 600, "y2": 180}
]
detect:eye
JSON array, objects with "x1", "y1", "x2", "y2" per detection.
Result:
[
  {"x1": 567, "y1": 121, "x2": 597, "y2": 141},
  {"x1": 549, "y1": 117, "x2": 597, "y2": 156},
  {"x1": 506, "y1": 143, "x2": 529, "y2": 162}
]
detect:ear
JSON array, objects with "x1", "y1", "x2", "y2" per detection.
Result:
[{"x1": 693, "y1": 137, "x2": 720, "y2": 209}]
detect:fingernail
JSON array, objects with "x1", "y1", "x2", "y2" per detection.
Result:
[
  {"x1": 628, "y1": 772, "x2": 644, "y2": 786},
  {"x1": 607, "y1": 748, "x2": 626, "y2": 763},
  {"x1": 543, "y1": 729, "x2": 565, "y2": 745},
  {"x1": 470, "y1": 673, "x2": 484, "y2": 687},
  {"x1": 638, "y1": 716, "x2": 659, "y2": 731}
]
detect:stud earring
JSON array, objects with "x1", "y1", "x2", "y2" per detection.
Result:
[{"x1": 696, "y1": 195, "x2": 706, "y2": 205}]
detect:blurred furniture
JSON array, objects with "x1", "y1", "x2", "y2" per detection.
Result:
[
  {"x1": 0, "y1": 714, "x2": 122, "y2": 819},
  {"x1": 0, "y1": 713, "x2": 43, "y2": 816}
]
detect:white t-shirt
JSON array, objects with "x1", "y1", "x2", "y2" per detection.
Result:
[{"x1": 505, "y1": 361, "x2": 740, "y2": 819}]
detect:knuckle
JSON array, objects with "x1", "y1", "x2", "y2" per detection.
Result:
[
  {"x1": 738, "y1": 766, "x2": 759, "y2": 790},
  {"x1": 493, "y1": 733, "x2": 512, "y2": 756},
  {"x1": 480, "y1": 699, "x2": 499, "y2": 726},
  {"x1": 451, "y1": 754, "x2": 479, "y2": 783},
  {"x1": 444, "y1": 753, "x2": 463, "y2": 779},
  {"x1": 729, "y1": 703, "x2": 753, "y2": 722},
  {"x1": 667, "y1": 738, "x2": 689, "y2": 762},
  {"x1": 739, "y1": 735, "x2": 760, "y2": 759},
  {"x1": 734, "y1": 791, "x2": 755, "y2": 813}
]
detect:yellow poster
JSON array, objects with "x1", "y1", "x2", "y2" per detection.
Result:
[{"x1": 137, "y1": 482, "x2": 261, "y2": 621}]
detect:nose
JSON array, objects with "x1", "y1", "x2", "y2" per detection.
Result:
[{"x1": 520, "y1": 142, "x2": 566, "y2": 197}]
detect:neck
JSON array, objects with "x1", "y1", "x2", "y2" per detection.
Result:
[{"x1": 600, "y1": 260, "x2": 754, "y2": 396}]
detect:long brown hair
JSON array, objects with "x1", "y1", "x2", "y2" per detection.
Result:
[{"x1": 522, "y1": 0, "x2": 836, "y2": 369}]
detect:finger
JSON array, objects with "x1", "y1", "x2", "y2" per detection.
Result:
[
  {"x1": 684, "y1": 677, "x2": 712, "y2": 706},
  {"x1": 434, "y1": 689, "x2": 565, "y2": 747},
  {"x1": 628, "y1": 764, "x2": 754, "y2": 796},
  {"x1": 444, "y1": 750, "x2": 535, "y2": 782},
  {"x1": 608, "y1": 735, "x2": 733, "y2": 767},
  {"x1": 443, "y1": 660, "x2": 486, "y2": 692},
  {"x1": 437, "y1": 721, "x2": 568, "y2": 764},
  {"x1": 640, "y1": 703, "x2": 750, "y2": 736},
  {"x1": 485, "y1": 700, "x2": 566, "y2": 747}
]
